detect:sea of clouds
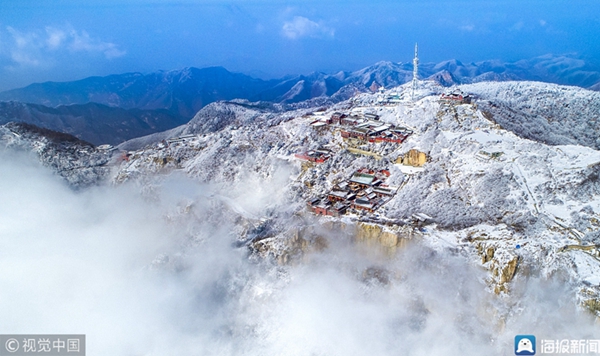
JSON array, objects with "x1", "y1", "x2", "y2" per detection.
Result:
[{"x1": 0, "y1": 149, "x2": 597, "y2": 356}]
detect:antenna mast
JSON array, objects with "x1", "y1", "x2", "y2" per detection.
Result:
[{"x1": 411, "y1": 43, "x2": 419, "y2": 101}]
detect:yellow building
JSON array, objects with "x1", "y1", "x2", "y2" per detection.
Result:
[{"x1": 397, "y1": 149, "x2": 427, "y2": 167}]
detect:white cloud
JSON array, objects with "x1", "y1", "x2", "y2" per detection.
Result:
[
  {"x1": 45, "y1": 27, "x2": 66, "y2": 50},
  {"x1": 69, "y1": 29, "x2": 126, "y2": 59},
  {"x1": 5, "y1": 26, "x2": 44, "y2": 67},
  {"x1": 540, "y1": 19, "x2": 547, "y2": 27},
  {"x1": 7, "y1": 26, "x2": 35, "y2": 49},
  {"x1": 282, "y1": 16, "x2": 334, "y2": 40},
  {"x1": 1, "y1": 25, "x2": 126, "y2": 69},
  {"x1": 9, "y1": 51, "x2": 40, "y2": 67},
  {"x1": 460, "y1": 24, "x2": 475, "y2": 32}
]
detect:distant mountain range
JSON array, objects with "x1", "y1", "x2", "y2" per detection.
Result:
[
  {"x1": 0, "y1": 101, "x2": 186, "y2": 145},
  {"x1": 0, "y1": 67, "x2": 279, "y2": 119},
  {"x1": 0, "y1": 53, "x2": 598, "y2": 145},
  {"x1": 2, "y1": 54, "x2": 599, "y2": 117}
]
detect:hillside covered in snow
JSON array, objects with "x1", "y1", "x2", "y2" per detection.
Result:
[
  {"x1": 100, "y1": 80, "x2": 600, "y2": 306},
  {"x1": 3, "y1": 79, "x2": 600, "y2": 354}
]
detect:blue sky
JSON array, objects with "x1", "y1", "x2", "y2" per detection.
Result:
[{"x1": 0, "y1": 0, "x2": 599, "y2": 90}]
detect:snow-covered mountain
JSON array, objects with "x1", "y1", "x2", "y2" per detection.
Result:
[
  {"x1": 116, "y1": 80, "x2": 600, "y2": 304},
  {"x1": 1, "y1": 54, "x2": 598, "y2": 120},
  {"x1": 0, "y1": 67, "x2": 278, "y2": 119},
  {"x1": 0, "y1": 122, "x2": 113, "y2": 187},
  {"x1": 4, "y1": 80, "x2": 600, "y2": 352},
  {"x1": 1, "y1": 54, "x2": 598, "y2": 149}
]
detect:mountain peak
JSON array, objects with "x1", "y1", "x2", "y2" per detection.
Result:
[{"x1": 0, "y1": 54, "x2": 599, "y2": 123}]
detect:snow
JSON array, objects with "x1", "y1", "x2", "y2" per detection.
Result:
[
  {"x1": 8, "y1": 79, "x2": 600, "y2": 315},
  {"x1": 461, "y1": 130, "x2": 506, "y2": 145},
  {"x1": 572, "y1": 252, "x2": 600, "y2": 286},
  {"x1": 395, "y1": 164, "x2": 425, "y2": 174},
  {"x1": 552, "y1": 145, "x2": 600, "y2": 169}
]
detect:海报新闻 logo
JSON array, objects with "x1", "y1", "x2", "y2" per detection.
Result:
[{"x1": 515, "y1": 335, "x2": 536, "y2": 355}]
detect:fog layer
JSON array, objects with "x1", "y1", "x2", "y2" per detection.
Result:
[{"x1": 0, "y1": 151, "x2": 596, "y2": 355}]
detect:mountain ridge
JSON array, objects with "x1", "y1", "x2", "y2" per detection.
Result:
[
  {"x1": 0, "y1": 101, "x2": 187, "y2": 145},
  {"x1": 1, "y1": 54, "x2": 598, "y2": 121}
]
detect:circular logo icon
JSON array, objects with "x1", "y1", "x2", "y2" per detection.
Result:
[{"x1": 5, "y1": 338, "x2": 19, "y2": 353}]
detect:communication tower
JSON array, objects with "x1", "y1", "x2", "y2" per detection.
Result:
[{"x1": 411, "y1": 43, "x2": 419, "y2": 101}]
